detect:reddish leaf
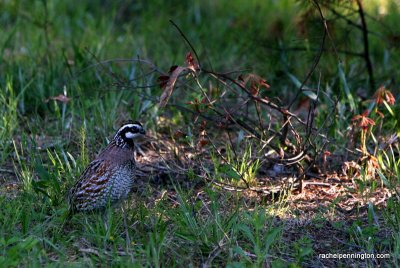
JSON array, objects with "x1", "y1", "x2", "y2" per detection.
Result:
[
  {"x1": 45, "y1": 94, "x2": 70, "y2": 103},
  {"x1": 185, "y1": 52, "x2": 199, "y2": 71},
  {"x1": 197, "y1": 138, "x2": 209, "y2": 149},
  {"x1": 374, "y1": 86, "x2": 395, "y2": 106},
  {"x1": 187, "y1": 98, "x2": 199, "y2": 105},
  {"x1": 323, "y1": 150, "x2": 331, "y2": 157},
  {"x1": 352, "y1": 111, "x2": 375, "y2": 131},
  {"x1": 238, "y1": 73, "x2": 270, "y2": 96}
]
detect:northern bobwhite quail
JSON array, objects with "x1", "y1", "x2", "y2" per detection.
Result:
[{"x1": 68, "y1": 121, "x2": 146, "y2": 213}]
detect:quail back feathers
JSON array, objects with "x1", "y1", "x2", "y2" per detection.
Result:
[{"x1": 68, "y1": 121, "x2": 145, "y2": 212}]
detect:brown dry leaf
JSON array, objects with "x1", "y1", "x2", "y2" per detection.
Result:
[
  {"x1": 158, "y1": 52, "x2": 200, "y2": 108},
  {"x1": 158, "y1": 66, "x2": 191, "y2": 108},
  {"x1": 342, "y1": 161, "x2": 361, "y2": 178},
  {"x1": 44, "y1": 94, "x2": 71, "y2": 103},
  {"x1": 197, "y1": 138, "x2": 209, "y2": 149},
  {"x1": 238, "y1": 73, "x2": 270, "y2": 96},
  {"x1": 173, "y1": 130, "x2": 185, "y2": 139}
]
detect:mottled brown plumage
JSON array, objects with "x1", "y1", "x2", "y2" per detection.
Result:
[{"x1": 68, "y1": 121, "x2": 145, "y2": 212}]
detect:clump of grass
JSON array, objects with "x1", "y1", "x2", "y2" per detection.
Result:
[{"x1": 210, "y1": 140, "x2": 260, "y2": 188}]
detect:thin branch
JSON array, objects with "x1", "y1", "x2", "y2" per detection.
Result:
[
  {"x1": 84, "y1": 48, "x2": 129, "y2": 85},
  {"x1": 356, "y1": 0, "x2": 375, "y2": 91},
  {"x1": 287, "y1": 0, "x2": 327, "y2": 110},
  {"x1": 169, "y1": 20, "x2": 202, "y2": 69},
  {"x1": 205, "y1": 70, "x2": 308, "y2": 126},
  {"x1": 321, "y1": 2, "x2": 382, "y2": 38}
]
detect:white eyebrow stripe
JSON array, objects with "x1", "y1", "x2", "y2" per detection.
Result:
[
  {"x1": 118, "y1": 124, "x2": 140, "y2": 132},
  {"x1": 115, "y1": 124, "x2": 140, "y2": 134}
]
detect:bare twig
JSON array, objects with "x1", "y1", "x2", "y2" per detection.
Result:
[
  {"x1": 321, "y1": 2, "x2": 382, "y2": 38},
  {"x1": 356, "y1": 0, "x2": 375, "y2": 91},
  {"x1": 84, "y1": 48, "x2": 129, "y2": 86},
  {"x1": 287, "y1": 0, "x2": 327, "y2": 111},
  {"x1": 170, "y1": 20, "x2": 202, "y2": 69}
]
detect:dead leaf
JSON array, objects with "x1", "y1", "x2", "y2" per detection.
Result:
[
  {"x1": 238, "y1": 74, "x2": 270, "y2": 96},
  {"x1": 158, "y1": 52, "x2": 200, "y2": 108},
  {"x1": 186, "y1": 52, "x2": 199, "y2": 71},
  {"x1": 158, "y1": 66, "x2": 193, "y2": 108},
  {"x1": 173, "y1": 130, "x2": 185, "y2": 139},
  {"x1": 238, "y1": 73, "x2": 270, "y2": 96},
  {"x1": 44, "y1": 94, "x2": 71, "y2": 103},
  {"x1": 197, "y1": 138, "x2": 209, "y2": 149}
]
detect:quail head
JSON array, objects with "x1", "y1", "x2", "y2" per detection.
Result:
[{"x1": 68, "y1": 121, "x2": 146, "y2": 212}]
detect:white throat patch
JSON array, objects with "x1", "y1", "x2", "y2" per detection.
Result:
[{"x1": 125, "y1": 132, "x2": 136, "y2": 139}]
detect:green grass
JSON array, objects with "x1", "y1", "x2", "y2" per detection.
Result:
[{"x1": 1, "y1": 0, "x2": 399, "y2": 266}]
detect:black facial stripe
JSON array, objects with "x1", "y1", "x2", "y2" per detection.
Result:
[{"x1": 119, "y1": 127, "x2": 140, "y2": 138}]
